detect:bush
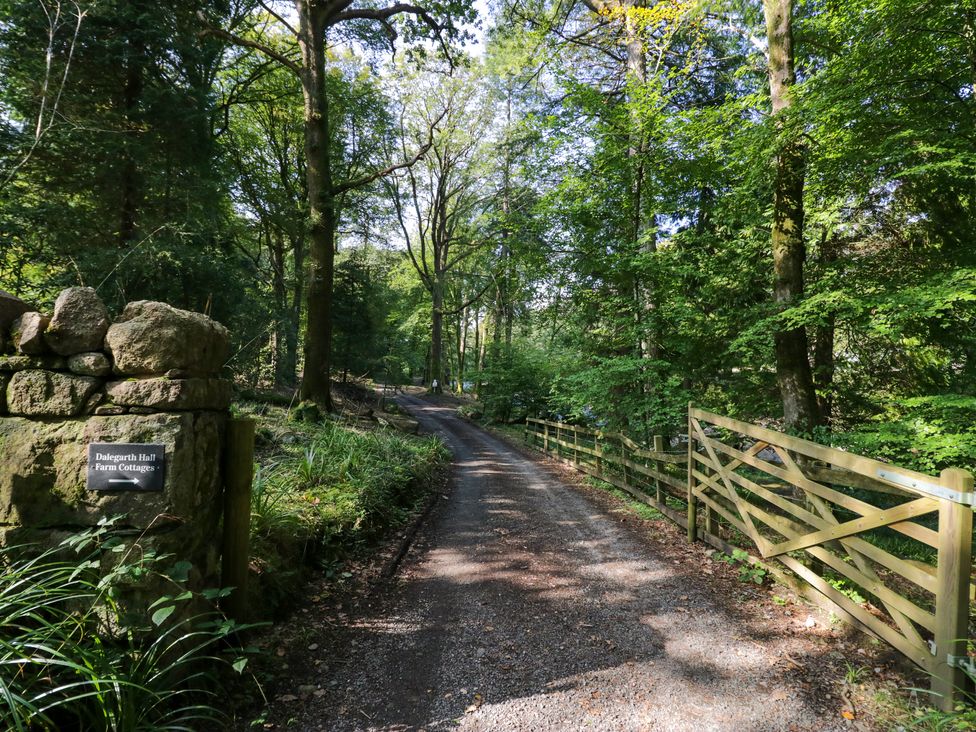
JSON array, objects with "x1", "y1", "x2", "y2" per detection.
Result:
[
  {"x1": 478, "y1": 345, "x2": 552, "y2": 423},
  {"x1": 245, "y1": 412, "x2": 449, "y2": 615},
  {"x1": 0, "y1": 519, "x2": 250, "y2": 731},
  {"x1": 829, "y1": 394, "x2": 976, "y2": 474}
]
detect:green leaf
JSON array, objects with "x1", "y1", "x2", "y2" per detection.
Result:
[{"x1": 151, "y1": 605, "x2": 176, "y2": 626}]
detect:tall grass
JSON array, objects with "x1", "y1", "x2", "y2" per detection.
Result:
[
  {"x1": 247, "y1": 415, "x2": 448, "y2": 614},
  {"x1": 0, "y1": 519, "x2": 250, "y2": 731}
]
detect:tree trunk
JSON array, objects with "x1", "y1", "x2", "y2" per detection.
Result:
[
  {"x1": 285, "y1": 232, "x2": 304, "y2": 387},
  {"x1": 764, "y1": 0, "x2": 820, "y2": 433},
  {"x1": 119, "y1": 16, "x2": 145, "y2": 248},
  {"x1": 430, "y1": 275, "x2": 444, "y2": 393},
  {"x1": 457, "y1": 304, "x2": 469, "y2": 394},
  {"x1": 270, "y1": 229, "x2": 290, "y2": 389},
  {"x1": 297, "y1": 4, "x2": 335, "y2": 411},
  {"x1": 474, "y1": 307, "x2": 484, "y2": 397}
]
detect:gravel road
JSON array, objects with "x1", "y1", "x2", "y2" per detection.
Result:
[{"x1": 276, "y1": 395, "x2": 854, "y2": 731}]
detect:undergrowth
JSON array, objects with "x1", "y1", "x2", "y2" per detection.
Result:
[
  {"x1": 240, "y1": 403, "x2": 449, "y2": 616},
  {"x1": 0, "y1": 518, "x2": 251, "y2": 731}
]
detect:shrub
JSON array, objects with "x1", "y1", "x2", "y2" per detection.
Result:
[
  {"x1": 245, "y1": 414, "x2": 449, "y2": 616},
  {"x1": 0, "y1": 519, "x2": 250, "y2": 731}
]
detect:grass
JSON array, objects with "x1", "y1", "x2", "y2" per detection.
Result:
[
  {"x1": 581, "y1": 476, "x2": 665, "y2": 521},
  {"x1": 0, "y1": 519, "x2": 250, "y2": 731},
  {"x1": 867, "y1": 687, "x2": 976, "y2": 731},
  {"x1": 238, "y1": 402, "x2": 450, "y2": 616}
]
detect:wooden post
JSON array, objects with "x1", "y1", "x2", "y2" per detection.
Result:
[
  {"x1": 573, "y1": 426, "x2": 579, "y2": 465},
  {"x1": 932, "y1": 468, "x2": 974, "y2": 710},
  {"x1": 595, "y1": 432, "x2": 603, "y2": 475},
  {"x1": 622, "y1": 439, "x2": 630, "y2": 487},
  {"x1": 221, "y1": 418, "x2": 255, "y2": 623},
  {"x1": 543, "y1": 422, "x2": 550, "y2": 454},
  {"x1": 687, "y1": 404, "x2": 697, "y2": 543},
  {"x1": 653, "y1": 435, "x2": 664, "y2": 505}
]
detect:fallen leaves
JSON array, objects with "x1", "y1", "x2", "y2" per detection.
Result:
[{"x1": 464, "y1": 693, "x2": 484, "y2": 714}]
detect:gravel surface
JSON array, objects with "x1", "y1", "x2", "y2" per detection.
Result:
[{"x1": 258, "y1": 396, "x2": 868, "y2": 731}]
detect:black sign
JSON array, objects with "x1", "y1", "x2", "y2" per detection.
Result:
[{"x1": 87, "y1": 443, "x2": 166, "y2": 492}]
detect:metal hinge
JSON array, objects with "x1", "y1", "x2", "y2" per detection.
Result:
[
  {"x1": 876, "y1": 468, "x2": 976, "y2": 506},
  {"x1": 947, "y1": 654, "x2": 976, "y2": 677}
]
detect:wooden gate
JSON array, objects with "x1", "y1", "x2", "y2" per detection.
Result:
[{"x1": 687, "y1": 407, "x2": 974, "y2": 710}]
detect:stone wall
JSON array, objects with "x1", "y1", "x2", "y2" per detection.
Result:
[{"x1": 0, "y1": 287, "x2": 234, "y2": 589}]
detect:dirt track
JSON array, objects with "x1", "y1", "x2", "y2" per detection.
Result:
[{"x1": 264, "y1": 395, "x2": 863, "y2": 731}]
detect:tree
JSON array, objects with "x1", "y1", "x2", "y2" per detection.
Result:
[
  {"x1": 0, "y1": 0, "x2": 242, "y2": 316},
  {"x1": 201, "y1": 0, "x2": 475, "y2": 410},
  {"x1": 388, "y1": 67, "x2": 493, "y2": 394},
  {"x1": 763, "y1": 0, "x2": 820, "y2": 432}
]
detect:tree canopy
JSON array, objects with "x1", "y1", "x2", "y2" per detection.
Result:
[{"x1": 1, "y1": 0, "x2": 974, "y2": 472}]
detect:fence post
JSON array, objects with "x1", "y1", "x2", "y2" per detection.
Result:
[
  {"x1": 543, "y1": 422, "x2": 550, "y2": 454},
  {"x1": 595, "y1": 432, "x2": 603, "y2": 475},
  {"x1": 622, "y1": 438, "x2": 630, "y2": 487},
  {"x1": 686, "y1": 404, "x2": 697, "y2": 543},
  {"x1": 653, "y1": 435, "x2": 664, "y2": 505},
  {"x1": 932, "y1": 468, "x2": 974, "y2": 710},
  {"x1": 573, "y1": 426, "x2": 580, "y2": 465},
  {"x1": 221, "y1": 418, "x2": 255, "y2": 623}
]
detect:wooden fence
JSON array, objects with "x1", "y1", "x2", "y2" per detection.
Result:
[
  {"x1": 525, "y1": 407, "x2": 975, "y2": 710},
  {"x1": 524, "y1": 416, "x2": 690, "y2": 525}
]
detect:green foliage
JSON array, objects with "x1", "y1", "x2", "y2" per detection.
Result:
[
  {"x1": 244, "y1": 405, "x2": 449, "y2": 615},
  {"x1": 478, "y1": 343, "x2": 552, "y2": 423},
  {"x1": 716, "y1": 548, "x2": 768, "y2": 585},
  {"x1": 0, "y1": 519, "x2": 250, "y2": 731},
  {"x1": 829, "y1": 396, "x2": 976, "y2": 475}
]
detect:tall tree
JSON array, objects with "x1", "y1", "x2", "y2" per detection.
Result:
[
  {"x1": 201, "y1": 0, "x2": 474, "y2": 410},
  {"x1": 763, "y1": 0, "x2": 820, "y2": 432},
  {"x1": 388, "y1": 67, "x2": 492, "y2": 394}
]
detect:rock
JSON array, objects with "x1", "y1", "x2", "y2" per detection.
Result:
[
  {"x1": 104, "y1": 301, "x2": 229, "y2": 376},
  {"x1": 129, "y1": 406, "x2": 158, "y2": 414},
  {"x1": 105, "y1": 378, "x2": 233, "y2": 411},
  {"x1": 0, "y1": 373, "x2": 9, "y2": 413},
  {"x1": 44, "y1": 287, "x2": 111, "y2": 356},
  {"x1": 67, "y1": 352, "x2": 112, "y2": 377},
  {"x1": 0, "y1": 289, "x2": 31, "y2": 336},
  {"x1": 11, "y1": 312, "x2": 50, "y2": 355},
  {"x1": 6, "y1": 370, "x2": 101, "y2": 417},
  {"x1": 0, "y1": 355, "x2": 67, "y2": 371},
  {"x1": 0, "y1": 411, "x2": 225, "y2": 578},
  {"x1": 82, "y1": 391, "x2": 105, "y2": 415},
  {"x1": 94, "y1": 405, "x2": 127, "y2": 416}
]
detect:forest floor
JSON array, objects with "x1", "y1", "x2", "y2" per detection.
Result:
[{"x1": 238, "y1": 393, "x2": 927, "y2": 731}]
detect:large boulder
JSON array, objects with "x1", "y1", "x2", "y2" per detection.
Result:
[
  {"x1": 0, "y1": 290, "x2": 31, "y2": 337},
  {"x1": 105, "y1": 378, "x2": 233, "y2": 411},
  {"x1": 6, "y1": 370, "x2": 101, "y2": 417},
  {"x1": 105, "y1": 301, "x2": 230, "y2": 376},
  {"x1": 11, "y1": 312, "x2": 50, "y2": 355},
  {"x1": 44, "y1": 287, "x2": 110, "y2": 356}
]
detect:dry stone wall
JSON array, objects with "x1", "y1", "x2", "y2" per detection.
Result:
[{"x1": 0, "y1": 287, "x2": 235, "y2": 589}]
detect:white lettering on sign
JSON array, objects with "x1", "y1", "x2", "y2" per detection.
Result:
[{"x1": 87, "y1": 443, "x2": 166, "y2": 492}]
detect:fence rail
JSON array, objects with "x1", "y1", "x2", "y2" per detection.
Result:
[
  {"x1": 525, "y1": 407, "x2": 975, "y2": 710},
  {"x1": 525, "y1": 417, "x2": 689, "y2": 526}
]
